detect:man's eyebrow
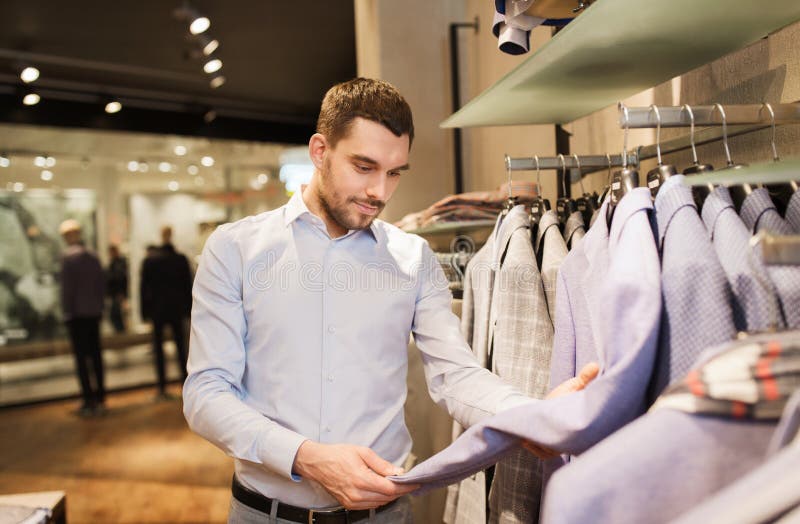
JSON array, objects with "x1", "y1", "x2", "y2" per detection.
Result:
[{"x1": 350, "y1": 154, "x2": 410, "y2": 171}]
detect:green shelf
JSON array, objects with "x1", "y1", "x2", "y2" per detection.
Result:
[
  {"x1": 682, "y1": 158, "x2": 800, "y2": 187},
  {"x1": 442, "y1": 0, "x2": 800, "y2": 128}
]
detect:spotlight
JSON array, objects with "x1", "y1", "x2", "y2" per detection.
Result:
[
  {"x1": 127, "y1": 160, "x2": 139, "y2": 172},
  {"x1": 34, "y1": 155, "x2": 47, "y2": 168},
  {"x1": 105, "y1": 100, "x2": 122, "y2": 114},
  {"x1": 0, "y1": 153, "x2": 9, "y2": 168},
  {"x1": 203, "y1": 58, "x2": 222, "y2": 74},
  {"x1": 200, "y1": 36, "x2": 219, "y2": 56},
  {"x1": 257, "y1": 173, "x2": 268, "y2": 185},
  {"x1": 41, "y1": 170, "x2": 53, "y2": 181},
  {"x1": 45, "y1": 156, "x2": 56, "y2": 168},
  {"x1": 187, "y1": 164, "x2": 199, "y2": 175},
  {"x1": 209, "y1": 74, "x2": 226, "y2": 89},
  {"x1": 168, "y1": 180, "x2": 180, "y2": 192},
  {"x1": 23, "y1": 92, "x2": 40, "y2": 106},
  {"x1": 13, "y1": 182, "x2": 25, "y2": 192},
  {"x1": 190, "y1": 16, "x2": 210, "y2": 35},
  {"x1": 159, "y1": 162, "x2": 172, "y2": 173},
  {"x1": 203, "y1": 109, "x2": 217, "y2": 123},
  {"x1": 138, "y1": 161, "x2": 150, "y2": 173},
  {"x1": 174, "y1": 145, "x2": 187, "y2": 156},
  {"x1": 20, "y1": 66, "x2": 40, "y2": 84},
  {"x1": 201, "y1": 156, "x2": 214, "y2": 167}
]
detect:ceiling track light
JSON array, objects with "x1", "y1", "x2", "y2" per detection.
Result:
[
  {"x1": 174, "y1": 4, "x2": 210, "y2": 35},
  {"x1": 197, "y1": 35, "x2": 220, "y2": 56},
  {"x1": 0, "y1": 153, "x2": 9, "y2": 168},
  {"x1": 22, "y1": 91, "x2": 40, "y2": 106},
  {"x1": 209, "y1": 73, "x2": 226, "y2": 89},
  {"x1": 203, "y1": 58, "x2": 222, "y2": 74},
  {"x1": 20, "y1": 66, "x2": 40, "y2": 84},
  {"x1": 105, "y1": 99, "x2": 122, "y2": 114}
]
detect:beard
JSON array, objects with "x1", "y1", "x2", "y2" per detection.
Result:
[{"x1": 316, "y1": 160, "x2": 386, "y2": 232}]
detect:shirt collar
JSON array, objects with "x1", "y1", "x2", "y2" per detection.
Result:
[{"x1": 283, "y1": 187, "x2": 380, "y2": 243}]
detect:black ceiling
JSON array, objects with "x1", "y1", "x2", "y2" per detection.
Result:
[{"x1": 0, "y1": 0, "x2": 357, "y2": 143}]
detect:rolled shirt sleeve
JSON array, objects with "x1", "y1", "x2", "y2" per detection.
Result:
[{"x1": 183, "y1": 227, "x2": 308, "y2": 481}]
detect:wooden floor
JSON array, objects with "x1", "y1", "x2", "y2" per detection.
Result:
[{"x1": 0, "y1": 387, "x2": 233, "y2": 523}]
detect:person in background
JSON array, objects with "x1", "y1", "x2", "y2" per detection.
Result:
[
  {"x1": 140, "y1": 226, "x2": 192, "y2": 398},
  {"x1": 106, "y1": 244, "x2": 129, "y2": 333},
  {"x1": 59, "y1": 219, "x2": 106, "y2": 417}
]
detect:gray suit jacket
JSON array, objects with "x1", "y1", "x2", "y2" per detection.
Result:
[
  {"x1": 446, "y1": 206, "x2": 555, "y2": 524},
  {"x1": 536, "y1": 210, "x2": 568, "y2": 325},
  {"x1": 444, "y1": 220, "x2": 497, "y2": 524},
  {"x1": 488, "y1": 206, "x2": 554, "y2": 524},
  {"x1": 393, "y1": 188, "x2": 662, "y2": 492}
]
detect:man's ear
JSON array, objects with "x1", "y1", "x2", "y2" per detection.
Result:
[{"x1": 308, "y1": 133, "x2": 329, "y2": 170}]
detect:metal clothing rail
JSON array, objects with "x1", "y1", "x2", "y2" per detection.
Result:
[
  {"x1": 506, "y1": 154, "x2": 630, "y2": 171},
  {"x1": 619, "y1": 102, "x2": 800, "y2": 128}
]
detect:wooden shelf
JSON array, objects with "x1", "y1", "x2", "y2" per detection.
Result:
[{"x1": 442, "y1": 0, "x2": 800, "y2": 127}]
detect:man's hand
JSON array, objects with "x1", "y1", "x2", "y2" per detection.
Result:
[
  {"x1": 293, "y1": 441, "x2": 419, "y2": 510},
  {"x1": 522, "y1": 362, "x2": 600, "y2": 459}
]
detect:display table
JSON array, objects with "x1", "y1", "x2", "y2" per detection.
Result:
[{"x1": 0, "y1": 491, "x2": 66, "y2": 524}]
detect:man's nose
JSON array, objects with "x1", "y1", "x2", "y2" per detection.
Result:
[{"x1": 365, "y1": 174, "x2": 388, "y2": 202}]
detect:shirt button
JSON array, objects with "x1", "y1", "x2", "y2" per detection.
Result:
[
  {"x1": 327, "y1": 374, "x2": 334, "y2": 382},
  {"x1": 327, "y1": 325, "x2": 336, "y2": 334}
]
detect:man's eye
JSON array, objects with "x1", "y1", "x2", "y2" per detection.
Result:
[
  {"x1": 388, "y1": 171, "x2": 401, "y2": 178},
  {"x1": 356, "y1": 165, "x2": 370, "y2": 172}
]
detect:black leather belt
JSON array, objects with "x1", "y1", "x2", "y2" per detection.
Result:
[{"x1": 231, "y1": 476, "x2": 397, "y2": 523}]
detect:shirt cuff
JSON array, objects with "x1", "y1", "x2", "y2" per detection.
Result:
[{"x1": 259, "y1": 426, "x2": 309, "y2": 482}]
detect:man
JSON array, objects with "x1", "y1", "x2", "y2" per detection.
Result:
[
  {"x1": 59, "y1": 219, "x2": 106, "y2": 416},
  {"x1": 106, "y1": 244, "x2": 129, "y2": 333},
  {"x1": 140, "y1": 226, "x2": 192, "y2": 398},
  {"x1": 184, "y1": 78, "x2": 597, "y2": 523}
]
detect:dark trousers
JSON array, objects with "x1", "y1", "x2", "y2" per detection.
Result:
[
  {"x1": 151, "y1": 315, "x2": 188, "y2": 393},
  {"x1": 66, "y1": 316, "x2": 105, "y2": 408},
  {"x1": 109, "y1": 295, "x2": 125, "y2": 333}
]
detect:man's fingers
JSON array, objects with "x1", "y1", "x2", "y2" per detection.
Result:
[
  {"x1": 358, "y1": 447, "x2": 402, "y2": 477},
  {"x1": 576, "y1": 362, "x2": 600, "y2": 388}
]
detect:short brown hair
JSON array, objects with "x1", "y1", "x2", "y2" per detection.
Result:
[{"x1": 316, "y1": 78, "x2": 414, "y2": 148}]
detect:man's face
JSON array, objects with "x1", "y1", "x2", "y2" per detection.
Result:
[{"x1": 314, "y1": 118, "x2": 409, "y2": 232}]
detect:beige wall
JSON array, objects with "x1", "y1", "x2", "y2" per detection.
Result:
[
  {"x1": 354, "y1": 0, "x2": 465, "y2": 224},
  {"x1": 566, "y1": 20, "x2": 800, "y2": 195}
]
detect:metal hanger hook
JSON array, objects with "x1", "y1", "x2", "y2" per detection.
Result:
[
  {"x1": 504, "y1": 154, "x2": 513, "y2": 200},
  {"x1": 711, "y1": 103, "x2": 733, "y2": 166},
  {"x1": 649, "y1": 104, "x2": 663, "y2": 165},
  {"x1": 605, "y1": 153, "x2": 612, "y2": 185},
  {"x1": 759, "y1": 103, "x2": 780, "y2": 162},
  {"x1": 619, "y1": 103, "x2": 631, "y2": 168},
  {"x1": 681, "y1": 104, "x2": 699, "y2": 165},
  {"x1": 572, "y1": 153, "x2": 586, "y2": 194},
  {"x1": 558, "y1": 154, "x2": 567, "y2": 197},
  {"x1": 533, "y1": 154, "x2": 542, "y2": 188}
]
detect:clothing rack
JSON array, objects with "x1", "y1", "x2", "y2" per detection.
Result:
[
  {"x1": 620, "y1": 103, "x2": 800, "y2": 128},
  {"x1": 506, "y1": 154, "x2": 630, "y2": 172}
]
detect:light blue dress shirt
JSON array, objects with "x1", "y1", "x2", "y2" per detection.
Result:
[{"x1": 183, "y1": 190, "x2": 531, "y2": 509}]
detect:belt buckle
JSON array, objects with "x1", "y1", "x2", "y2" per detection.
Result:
[{"x1": 307, "y1": 508, "x2": 351, "y2": 524}]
